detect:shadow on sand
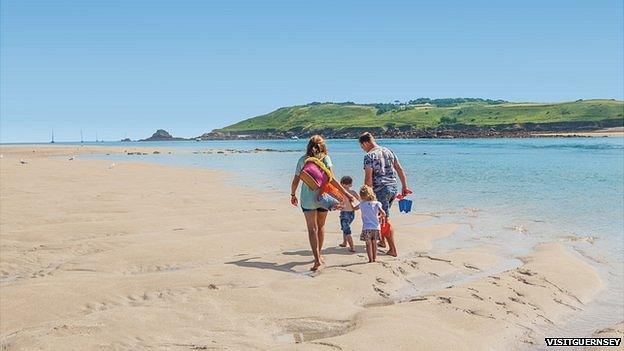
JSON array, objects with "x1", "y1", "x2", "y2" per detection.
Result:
[
  {"x1": 283, "y1": 246, "x2": 357, "y2": 257},
  {"x1": 226, "y1": 247, "x2": 360, "y2": 273},
  {"x1": 225, "y1": 257, "x2": 311, "y2": 273}
]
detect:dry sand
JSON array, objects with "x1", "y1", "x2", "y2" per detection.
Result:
[
  {"x1": 0, "y1": 146, "x2": 617, "y2": 350},
  {"x1": 532, "y1": 127, "x2": 624, "y2": 138}
]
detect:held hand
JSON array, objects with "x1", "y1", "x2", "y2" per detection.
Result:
[
  {"x1": 290, "y1": 195, "x2": 298, "y2": 207},
  {"x1": 379, "y1": 214, "x2": 388, "y2": 225}
]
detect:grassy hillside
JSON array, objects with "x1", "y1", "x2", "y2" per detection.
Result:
[{"x1": 218, "y1": 99, "x2": 623, "y2": 134}]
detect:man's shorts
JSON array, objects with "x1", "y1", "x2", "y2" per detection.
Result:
[{"x1": 374, "y1": 185, "x2": 398, "y2": 218}]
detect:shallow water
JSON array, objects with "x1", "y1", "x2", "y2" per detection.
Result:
[
  {"x1": 77, "y1": 137, "x2": 623, "y2": 335},
  {"x1": 81, "y1": 138, "x2": 623, "y2": 257}
]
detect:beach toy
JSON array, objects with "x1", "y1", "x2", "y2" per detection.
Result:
[
  {"x1": 398, "y1": 198, "x2": 412, "y2": 213},
  {"x1": 299, "y1": 157, "x2": 344, "y2": 209},
  {"x1": 300, "y1": 157, "x2": 332, "y2": 191},
  {"x1": 380, "y1": 219, "x2": 392, "y2": 238},
  {"x1": 396, "y1": 193, "x2": 413, "y2": 213},
  {"x1": 318, "y1": 192, "x2": 340, "y2": 210},
  {"x1": 320, "y1": 182, "x2": 344, "y2": 202}
]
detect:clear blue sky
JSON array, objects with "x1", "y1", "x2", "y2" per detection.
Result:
[{"x1": 1, "y1": 0, "x2": 623, "y2": 142}]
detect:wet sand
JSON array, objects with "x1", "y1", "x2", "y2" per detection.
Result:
[{"x1": 0, "y1": 146, "x2": 617, "y2": 350}]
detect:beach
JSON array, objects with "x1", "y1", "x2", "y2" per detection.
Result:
[
  {"x1": 0, "y1": 145, "x2": 621, "y2": 350},
  {"x1": 532, "y1": 127, "x2": 624, "y2": 138}
]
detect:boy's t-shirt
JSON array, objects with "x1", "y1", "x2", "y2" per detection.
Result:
[
  {"x1": 360, "y1": 200, "x2": 382, "y2": 230},
  {"x1": 295, "y1": 154, "x2": 333, "y2": 209}
]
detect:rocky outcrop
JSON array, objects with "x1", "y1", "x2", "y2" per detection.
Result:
[{"x1": 140, "y1": 129, "x2": 187, "y2": 141}]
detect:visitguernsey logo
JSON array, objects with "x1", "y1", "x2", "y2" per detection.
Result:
[{"x1": 545, "y1": 338, "x2": 621, "y2": 347}]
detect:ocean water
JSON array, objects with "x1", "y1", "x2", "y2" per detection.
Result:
[
  {"x1": 79, "y1": 137, "x2": 623, "y2": 335},
  {"x1": 82, "y1": 138, "x2": 623, "y2": 257}
]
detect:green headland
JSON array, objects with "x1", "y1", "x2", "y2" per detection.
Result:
[{"x1": 207, "y1": 98, "x2": 623, "y2": 139}]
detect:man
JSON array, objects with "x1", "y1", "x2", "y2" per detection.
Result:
[{"x1": 359, "y1": 132, "x2": 411, "y2": 256}]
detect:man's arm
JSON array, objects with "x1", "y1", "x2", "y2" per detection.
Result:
[
  {"x1": 364, "y1": 167, "x2": 373, "y2": 187},
  {"x1": 393, "y1": 159, "x2": 412, "y2": 195}
]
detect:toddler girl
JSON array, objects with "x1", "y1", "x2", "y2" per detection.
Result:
[{"x1": 359, "y1": 185, "x2": 386, "y2": 263}]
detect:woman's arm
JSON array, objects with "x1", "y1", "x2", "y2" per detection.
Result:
[
  {"x1": 330, "y1": 178, "x2": 355, "y2": 202},
  {"x1": 327, "y1": 165, "x2": 355, "y2": 202},
  {"x1": 290, "y1": 175, "x2": 300, "y2": 206}
]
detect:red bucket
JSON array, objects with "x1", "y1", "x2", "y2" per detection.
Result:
[{"x1": 380, "y1": 219, "x2": 392, "y2": 238}]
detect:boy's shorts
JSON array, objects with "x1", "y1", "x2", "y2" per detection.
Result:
[
  {"x1": 360, "y1": 229, "x2": 381, "y2": 241},
  {"x1": 339, "y1": 211, "x2": 355, "y2": 235}
]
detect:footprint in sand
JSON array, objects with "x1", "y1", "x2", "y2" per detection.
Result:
[{"x1": 275, "y1": 317, "x2": 355, "y2": 344}]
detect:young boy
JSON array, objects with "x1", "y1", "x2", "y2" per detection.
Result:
[{"x1": 338, "y1": 176, "x2": 360, "y2": 252}]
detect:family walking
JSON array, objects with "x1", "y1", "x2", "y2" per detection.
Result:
[{"x1": 290, "y1": 133, "x2": 412, "y2": 271}]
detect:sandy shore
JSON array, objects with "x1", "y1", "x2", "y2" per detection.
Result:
[
  {"x1": 532, "y1": 127, "x2": 624, "y2": 138},
  {"x1": 0, "y1": 146, "x2": 617, "y2": 350}
]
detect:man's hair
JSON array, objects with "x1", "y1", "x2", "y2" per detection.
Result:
[
  {"x1": 340, "y1": 176, "x2": 353, "y2": 185},
  {"x1": 358, "y1": 132, "x2": 374, "y2": 144}
]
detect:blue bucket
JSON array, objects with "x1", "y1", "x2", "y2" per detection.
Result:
[{"x1": 398, "y1": 199, "x2": 413, "y2": 213}]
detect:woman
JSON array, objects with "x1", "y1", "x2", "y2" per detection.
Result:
[{"x1": 290, "y1": 135, "x2": 354, "y2": 271}]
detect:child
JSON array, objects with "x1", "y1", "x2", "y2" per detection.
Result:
[
  {"x1": 359, "y1": 185, "x2": 386, "y2": 263},
  {"x1": 338, "y1": 176, "x2": 360, "y2": 252}
]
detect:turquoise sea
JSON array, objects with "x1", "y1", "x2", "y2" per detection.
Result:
[
  {"x1": 80, "y1": 137, "x2": 623, "y2": 255},
  {"x1": 49, "y1": 137, "x2": 624, "y2": 336}
]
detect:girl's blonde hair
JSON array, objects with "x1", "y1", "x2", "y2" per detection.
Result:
[
  {"x1": 306, "y1": 135, "x2": 327, "y2": 158},
  {"x1": 359, "y1": 185, "x2": 377, "y2": 201}
]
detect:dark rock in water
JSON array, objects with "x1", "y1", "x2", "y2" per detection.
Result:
[
  {"x1": 120, "y1": 138, "x2": 132, "y2": 142},
  {"x1": 140, "y1": 129, "x2": 188, "y2": 141},
  {"x1": 153, "y1": 151, "x2": 161, "y2": 154}
]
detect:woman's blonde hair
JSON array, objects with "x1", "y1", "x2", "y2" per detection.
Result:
[
  {"x1": 359, "y1": 185, "x2": 377, "y2": 202},
  {"x1": 306, "y1": 135, "x2": 327, "y2": 158}
]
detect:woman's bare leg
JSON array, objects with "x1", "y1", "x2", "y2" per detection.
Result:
[
  {"x1": 304, "y1": 211, "x2": 321, "y2": 270},
  {"x1": 316, "y1": 210, "x2": 328, "y2": 263}
]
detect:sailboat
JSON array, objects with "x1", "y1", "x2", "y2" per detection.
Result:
[{"x1": 50, "y1": 130, "x2": 55, "y2": 144}]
